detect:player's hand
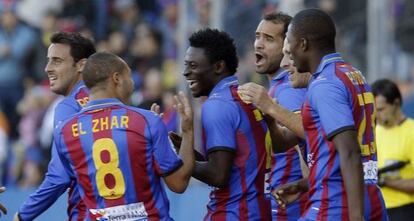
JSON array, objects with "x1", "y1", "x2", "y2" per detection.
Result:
[
  {"x1": 0, "y1": 187, "x2": 7, "y2": 216},
  {"x1": 238, "y1": 83, "x2": 276, "y2": 114},
  {"x1": 272, "y1": 181, "x2": 305, "y2": 208},
  {"x1": 169, "y1": 131, "x2": 182, "y2": 152},
  {"x1": 150, "y1": 103, "x2": 164, "y2": 117},
  {"x1": 174, "y1": 91, "x2": 193, "y2": 133}
]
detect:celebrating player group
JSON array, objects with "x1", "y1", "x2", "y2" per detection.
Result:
[{"x1": 13, "y1": 8, "x2": 391, "y2": 221}]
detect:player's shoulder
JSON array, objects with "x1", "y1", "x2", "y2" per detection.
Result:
[
  {"x1": 123, "y1": 105, "x2": 162, "y2": 125},
  {"x1": 57, "y1": 89, "x2": 88, "y2": 111},
  {"x1": 208, "y1": 87, "x2": 235, "y2": 101},
  {"x1": 54, "y1": 97, "x2": 82, "y2": 125},
  {"x1": 307, "y1": 73, "x2": 348, "y2": 107},
  {"x1": 308, "y1": 73, "x2": 340, "y2": 94},
  {"x1": 57, "y1": 96, "x2": 78, "y2": 109},
  {"x1": 54, "y1": 110, "x2": 83, "y2": 137},
  {"x1": 203, "y1": 94, "x2": 238, "y2": 113}
]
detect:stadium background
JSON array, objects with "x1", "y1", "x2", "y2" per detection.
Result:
[{"x1": 0, "y1": 0, "x2": 413, "y2": 220}]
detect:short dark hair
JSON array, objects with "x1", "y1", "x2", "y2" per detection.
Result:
[
  {"x1": 83, "y1": 52, "x2": 126, "y2": 89},
  {"x1": 263, "y1": 12, "x2": 292, "y2": 38},
  {"x1": 189, "y1": 28, "x2": 238, "y2": 75},
  {"x1": 50, "y1": 32, "x2": 96, "y2": 63},
  {"x1": 291, "y1": 9, "x2": 336, "y2": 51},
  {"x1": 371, "y1": 79, "x2": 403, "y2": 106}
]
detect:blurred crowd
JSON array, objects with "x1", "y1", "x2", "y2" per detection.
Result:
[{"x1": 0, "y1": 0, "x2": 414, "y2": 189}]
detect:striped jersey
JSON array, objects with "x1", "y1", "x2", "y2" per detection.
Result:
[
  {"x1": 268, "y1": 70, "x2": 307, "y2": 221},
  {"x1": 300, "y1": 53, "x2": 388, "y2": 221},
  {"x1": 55, "y1": 98, "x2": 183, "y2": 221},
  {"x1": 19, "y1": 80, "x2": 89, "y2": 220},
  {"x1": 202, "y1": 76, "x2": 271, "y2": 221}
]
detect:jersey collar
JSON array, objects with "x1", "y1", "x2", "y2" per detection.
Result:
[
  {"x1": 271, "y1": 69, "x2": 289, "y2": 86},
  {"x1": 209, "y1": 75, "x2": 238, "y2": 97},
  {"x1": 82, "y1": 98, "x2": 123, "y2": 111},
  {"x1": 69, "y1": 80, "x2": 86, "y2": 96},
  {"x1": 314, "y1": 53, "x2": 344, "y2": 76},
  {"x1": 272, "y1": 68, "x2": 288, "y2": 81}
]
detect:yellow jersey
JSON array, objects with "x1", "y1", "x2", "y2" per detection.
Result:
[{"x1": 376, "y1": 118, "x2": 414, "y2": 208}]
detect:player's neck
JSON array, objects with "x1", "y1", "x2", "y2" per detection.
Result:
[
  {"x1": 89, "y1": 88, "x2": 118, "y2": 102},
  {"x1": 266, "y1": 68, "x2": 281, "y2": 81},
  {"x1": 310, "y1": 49, "x2": 336, "y2": 74},
  {"x1": 391, "y1": 110, "x2": 406, "y2": 127},
  {"x1": 63, "y1": 78, "x2": 82, "y2": 97},
  {"x1": 384, "y1": 110, "x2": 406, "y2": 128},
  {"x1": 266, "y1": 73, "x2": 274, "y2": 82}
]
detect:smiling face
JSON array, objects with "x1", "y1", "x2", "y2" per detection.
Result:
[
  {"x1": 183, "y1": 47, "x2": 217, "y2": 97},
  {"x1": 280, "y1": 38, "x2": 312, "y2": 88},
  {"x1": 45, "y1": 43, "x2": 81, "y2": 96},
  {"x1": 254, "y1": 20, "x2": 285, "y2": 75}
]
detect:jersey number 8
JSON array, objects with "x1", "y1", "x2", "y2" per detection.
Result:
[{"x1": 92, "y1": 138, "x2": 126, "y2": 199}]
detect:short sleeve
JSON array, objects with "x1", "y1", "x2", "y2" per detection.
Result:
[
  {"x1": 276, "y1": 87, "x2": 306, "y2": 112},
  {"x1": 150, "y1": 116, "x2": 183, "y2": 176},
  {"x1": 54, "y1": 100, "x2": 79, "y2": 126},
  {"x1": 202, "y1": 99, "x2": 239, "y2": 153},
  {"x1": 309, "y1": 81, "x2": 355, "y2": 139},
  {"x1": 18, "y1": 140, "x2": 73, "y2": 221}
]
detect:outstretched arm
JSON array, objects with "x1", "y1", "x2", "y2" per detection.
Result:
[
  {"x1": 16, "y1": 145, "x2": 72, "y2": 221},
  {"x1": 238, "y1": 83, "x2": 304, "y2": 151},
  {"x1": 264, "y1": 114, "x2": 302, "y2": 153}
]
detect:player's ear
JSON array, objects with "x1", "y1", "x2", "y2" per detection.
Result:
[
  {"x1": 76, "y1": 58, "x2": 88, "y2": 74},
  {"x1": 300, "y1": 37, "x2": 308, "y2": 51},
  {"x1": 112, "y1": 72, "x2": 121, "y2": 84},
  {"x1": 393, "y1": 98, "x2": 401, "y2": 107},
  {"x1": 214, "y1": 60, "x2": 226, "y2": 75}
]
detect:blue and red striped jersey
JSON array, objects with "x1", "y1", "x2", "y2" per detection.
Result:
[
  {"x1": 19, "y1": 80, "x2": 89, "y2": 220},
  {"x1": 268, "y1": 70, "x2": 307, "y2": 221},
  {"x1": 162, "y1": 107, "x2": 178, "y2": 133},
  {"x1": 55, "y1": 98, "x2": 182, "y2": 221},
  {"x1": 301, "y1": 53, "x2": 388, "y2": 221},
  {"x1": 201, "y1": 76, "x2": 271, "y2": 221}
]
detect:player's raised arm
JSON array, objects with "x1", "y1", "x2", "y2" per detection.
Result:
[{"x1": 163, "y1": 92, "x2": 195, "y2": 193}]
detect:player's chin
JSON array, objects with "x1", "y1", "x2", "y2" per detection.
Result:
[
  {"x1": 50, "y1": 84, "x2": 61, "y2": 94},
  {"x1": 254, "y1": 66, "x2": 268, "y2": 75},
  {"x1": 190, "y1": 90, "x2": 201, "y2": 98},
  {"x1": 291, "y1": 82, "x2": 299, "y2": 88}
]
